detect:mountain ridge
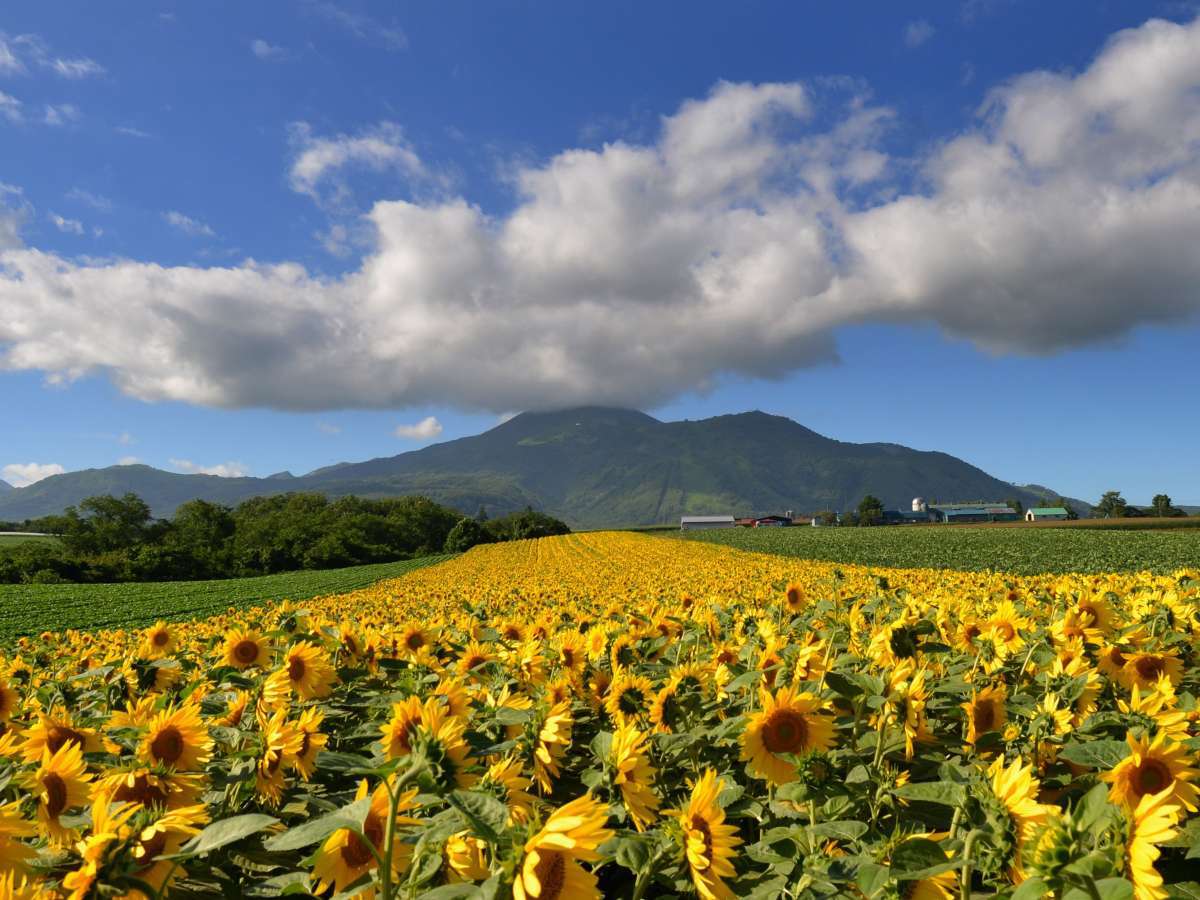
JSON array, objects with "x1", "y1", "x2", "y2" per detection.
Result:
[{"x1": 0, "y1": 408, "x2": 1093, "y2": 526}]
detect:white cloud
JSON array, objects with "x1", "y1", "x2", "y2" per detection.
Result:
[
  {"x1": 0, "y1": 38, "x2": 21, "y2": 74},
  {"x1": 305, "y1": 2, "x2": 407, "y2": 51},
  {"x1": 43, "y1": 103, "x2": 80, "y2": 126},
  {"x1": 288, "y1": 121, "x2": 430, "y2": 203},
  {"x1": 394, "y1": 416, "x2": 443, "y2": 440},
  {"x1": 1, "y1": 462, "x2": 65, "y2": 487},
  {"x1": 168, "y1": 458, "x2": 250, "y2": 478},
  {"x1": 251, "y1": 38, "x2": 287, "y2": 61},
  {"x1": 0, "y1": 91, "x2": 22, "y2": 124},
  {"x1": 117, "y1": 431, "x2": 134, "y2": 445},
  {"x1": 51, "y1": 57, "x2": 104, "y2": 79},
  {"x1": 2, "y1": 18, "x2": 1200, "y2": 414},
  {"x1": 317, "y1": 422, "x2": 342, "y2": 435},
  {"x1": 163, "y1": 211, "x2": 215, "y2": 237},
  {"x1": 115, "y1": 125, "x2": 153, "y2": 139},
  {"x1": 117, "y1": 455, "x2": 141, "y2": 466},
  {"x1": 48, "y1": 212, "x2": 84, "y2": 235},
  {"x1": 904, "y1": 20, "x2": 935, "y2": 48},
  {"x1": 0, "y1": 184, "x2": 30, "y2": 250},
  {"x1": 66, "y1": 188, "x2": 112, "y2": 211}
]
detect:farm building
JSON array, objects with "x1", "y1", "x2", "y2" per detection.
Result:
[
  {"x1": 928, "y1": 503, "x2": 1020, "y2": 524},
  {"x1": 881, "y1": 509, "x2": 932, "y2": 525},
  {"x1": 680, "y1": 515, "x2": 735, "y2": 531},
  {"x1": 1026, "y1": 507, "x2": 1070, "y2": 522},
  {"x1": 735, "y1": 515, "x2": 793, "y2": 527}
]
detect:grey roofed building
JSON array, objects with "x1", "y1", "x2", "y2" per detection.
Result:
[{"x1": 680, "y1": 515, "x2": 736, "y2": 531}]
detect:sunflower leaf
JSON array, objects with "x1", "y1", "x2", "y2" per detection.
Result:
[
  {"x1": 1057, "y1": 740, "x2": 1130, "y2": 769},
  {"x1": 263, "y1": 796, "x2": 371, "y2": 852},
  {"x1": 447, "y1": 790, "x2": 508, "y2": 844},
  {"x1": 892, "y1": 781, "x2": 966, "y2": 807},
  {"x1": 177, "y1": 814, "x2": 280, "y2": 857}
]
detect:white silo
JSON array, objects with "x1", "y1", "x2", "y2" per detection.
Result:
[{"x1": 912, "y1": 497, "x2": 927, "y2": 512}]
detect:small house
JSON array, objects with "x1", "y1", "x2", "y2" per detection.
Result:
[
  {"x1": 680, "y1": 515, "x2": 735, "y2": 531},
  {"x1": 1025, "y1": 507, "x2": 1069, "y2": 522}
]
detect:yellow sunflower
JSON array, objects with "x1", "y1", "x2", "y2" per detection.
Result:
[
  {"x1": 741, "y1": 686, "x2": 835, "y2": 785},
  {"x1": 139, "y1": 703, "x2": 213, "y2": 771},
  {"x1": 604, "y1": 672, "x2": 654, "y2": 725},
  {"x1": 128, "y1": 804, "x2": 209, "y2": 896},
  {"x1": 415, "y1": 705, "x2": 478, "y2": 791},
  {"x1": 1104, "y1": 732, "x2": 1200, "y2": 812},
  {"x1": 140, "y1": 620, "x2": 177, "y2": 658},
  {"x1": 512, "y1": 794, "x2": 613, "y2": 900},
  {"x1": 1124, "y1": 786, "x2": 1180, "y2": 900},
  {"x1": 0, "y1": 681, "x2": 19, "y2": 722},
  {"x1": 256, "y1": 710, "x2": 304, "y2": 805},
  {"x1": 962, "y1": 685, "x2": 1007, "y2": 746},
  {"x1": 445, "y1": 830, "x2": 489, "y2": 883},
  {"x1": 676, "y1": 768, "x2": 742, "y2": 900},
  {"x1": 555, "y1": 632, "x2": 587, "y2": 675},
  {"x1": 20, "y1": 709, "x2": 106, "y2": 763},
  {"x1": 279, "y1": 641, "x2": 337, "y2": 700},
  {"x1": 610, "y1": 722, "x2": 659, "y2": 832},
  {"x1": 310, "y1": 778, "x2": 419, "y2": 895},
  {"x1": 1121, "y1": 652, "x2": 1184, "y2": 692},
  {"x1": 93, "y1": 767, "x2": 203, "y2": 810},
  {"x1": 457, "y1": 640, "x2": 495, "y2": 679},
  {"x1": 380, "y1": 696, "x2": 431, "y2": 760},
  {"x1": 533, "y1": 700, "x2": 573, "y2": 793},
  {"x1": 221, "y1": 628, "x2": 271, "y2": 670},
  {"x1": 24, "y1": 741, "x2": 90, "y2": 846},
  {"x1": 988, "y1": 756, "x2": 1050, "y2": 881},
  {"x1": 293, "y1": 707, "x2": 328, "y2": 781},
  {"x1": 0, "y1": 802, "x2": 34, "y2": 881},
  {"x1": 479, "y1": 755, "x2": 535, "y2": 823}
]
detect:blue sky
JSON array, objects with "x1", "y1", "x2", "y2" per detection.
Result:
[{"x1": 2, "y1": 0, "x2": 1199, "y2": 505}]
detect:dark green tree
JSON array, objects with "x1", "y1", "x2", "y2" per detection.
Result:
[
  {"x1": 1152, "y1": 494, "x2": 1176, "y2": 517},
  {"x1": 1095, "y1": 491, "x2": 1127, "y2": 519},
  {"x1": 1053, "y1": 498, "x2": 1079, "y2": 520},
  {"x1": 56, "y1": 493, "x2": 155, "y2": 555},
  {"x1": 857, "y1": 495, "x2": 884, "y2": 527},
  {"x1": 444, "y1": 517, "x2": 492, "y2": 553},
  {"x1": 1006, "y1": 498, "x2": 1024, "y2": 516}
]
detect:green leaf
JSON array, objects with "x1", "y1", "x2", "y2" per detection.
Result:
[
  {"x1": 613, "y1": 835, "x2": 652, "y2": 872},
  {"x1": 822, "y1": 671, "x2": 862, "y2": 699},
  {"x1": 1011, "y1": 877, "x2": 1048, "y2": 900},
  {"x1": 590, "y1": 730, "x2": 613, "y2": 761},
  {"x1": 314, "y1": 751, "x2": 377, "y2": 773},
  {"x1": 1057, "y1": 740, "x2": 1130, "y2": 770},
  {"x1": 893, "y1": 781, "x2": 967, "y2": 807},
  {"x1": 807, "y1": 820, "x2": 869, "y2": 841},
  {"x1": 890, "y1": 838, "x2": 950, "y2": 878},
  {"x1": 179, "y1": 814, "x2": 279, "y2": 857},
  {"x1": 494, "y1": 706, "x2": 531, "y2": 726},
  {"x1": 1093, "y1": 879, "x2": 1134, "y2": 900},
  {"x1": 418, "y1": 886, "x2": 483, "y2": 900},
  {"x1": 447, "y1": 790, "x2": 508, "y2": 844},
  {"x1": 1074, "y1": 783, "x2": 1115, "y2": 832},
  {"x1": 264, "y1": 796, "x2": 371, "y2": 852},
  {"x1": 855, "y1": 861, "x2": 890, "y2": 898}
]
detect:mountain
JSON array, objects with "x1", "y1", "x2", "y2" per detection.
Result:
[
  {"x1": 0, "y1": 480, "x2": 12, "y2": 494},
  {"x1": 0, "y1": 408, "x2": 1089, "y2": 527}
]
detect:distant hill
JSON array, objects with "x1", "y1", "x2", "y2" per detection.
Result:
[
  {"x1": 0, "y1": 407, "x2": 1093, "y2": 527},
  {"x1": 0, "y1": 480, "x2": 12, "y2": 494}
]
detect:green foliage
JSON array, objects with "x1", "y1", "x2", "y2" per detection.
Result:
[
  {"x1": 443, "y1": 518, "x2": 493, "y2": 553},
  {"x1": 0, "y1": 555, "x2": 449, "y2": 639},
  {"x1": 1096, "y1": 490, "x2": 1128, "y2": 518},
  {"x1": 857, "y1": 495, "x2": 884, "y2": 526},
  {"x1": 482, "y1": 507, "x2": 570, "y2": 542},
  {"x1": 675, "y1": 525, "x2": 1200, "y2": 575}
]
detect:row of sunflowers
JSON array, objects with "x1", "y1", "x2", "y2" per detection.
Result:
[{"x1": 0, "y1": 532, "x2": 1197, "y2": 898}]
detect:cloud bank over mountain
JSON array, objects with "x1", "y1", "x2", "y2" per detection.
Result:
[{"x1": 2, "y1": 16, "x2": 1199, "y2": 412}]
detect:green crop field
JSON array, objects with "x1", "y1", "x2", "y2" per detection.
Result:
[
  {"x1": 0, "y1": 554, "x2": 453, "y2": 640},
  {"x1": 673, "y1": 524, "x2": 1200, "y2": 575},
  {"x1": 0, "y1": 534, "x2": 60, "y2": 547}
]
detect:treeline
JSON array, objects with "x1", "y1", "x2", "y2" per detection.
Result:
[{"x1": 0, "y1": 493, "x2": 568, "y2": 584}]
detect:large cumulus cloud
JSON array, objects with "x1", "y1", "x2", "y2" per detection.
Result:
[{"x1": 2, "y1": 16, "x2": 1200, "y2": 412}]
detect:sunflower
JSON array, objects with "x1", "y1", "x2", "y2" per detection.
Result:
[
  {"x1": 23, "y1": 740, "x2": 90, "y2": 847},
  {"x1": 457, "y1": 640, "x2": 495, "y2": 679},
  {"x1": 498, "y1": 621, "x2": 527, "y2": 644},
  {"x1": 0, "y1": 682, "x2": 19, "y2": 722},
  {"x1": 884, "y1": 666, "x2": 934, "y2": 760},
  {"x1": 256, "y1": 710, "x2": 304, "y2": 805},
  {"x1": 1118, "y1": 682, "x2": 1190, "y2": 742},
  {"x1": 988, "y1": 756, "x2": 1050, "y2": 881},
  {"x1": 610, "y1": 722, "x2": 659, "y2": 832},
  {"x1": 414, "y1": 705, "x2": 478, "y2": 791},
  {"x1": 216, "y1": 690, "x2": 252, "y2": 728},
  {"x1": 1122, "y1": 651, "x2": 1184, "y2": 692},
  {"x1": 0, "y1": 802, "x2": 34, "y2": 881},
  {"x1": 380, "y1": 696, "x2": 430, "y2": 760},
  {"x1": 93, "y1": 767, "x2": 203, "y2": 810},
  {"x1": 1104, "y1": 732, "x2": 1200, "y2": 812},
  {"x1": 985, "y1": 600, "x2": 1029, "y2": 656},
  {"x1": 533, "y1": 700, "x2": 573, "y2": 793},
  {"x1": 962, "y1": 685, "x2": 1007, "y2": 746},
  {"x1": 128, "y1": 804, "x2": 209, "y2": 896},
  {"x1": 221, "y1": 628, "x2": 271, "y2": 670},
  {"x1": 609, "y1": 634, "x2": 638, "y2": 671},
  {"x1": 433, "y1": 679, "x2": 472, "y2": 719},
  {"x1": 555, "y1": 632, "x2": 587, "y2": 675},
  {"x1": 783, "y1": 582, "x2": 807, "y2": 614},
  {"x1": 278, "y1": 641, "x2": 337, "y2": 700},
  {"x1": 140, "y1": 621, "x2": 177, "y2": 658},
  {"x1": 741, "y1": 686, "x2": 835, "y2": 785},
  {"x1": 512, "y1": 794, "x2": 613, "y2": 900},
  {"x1": 20, "y1": 709, "x2": 106, "y2": 763},
  {"x1": 1124, "y1": 786, "x2": 1180, "y2": 900},
  {"x1": 398, "y1": 624, "x2": 435, "y2": 661},
  {"x1": 139, "y1": 703, "x2": 213, "y2": 771},
  {"x1": 675, "y1": 769, "x2": 741, "y2": 900},
  {"x1": 479, "y1": 755, "x2": 535, "y2": 823},
  {"x1": 604, "y1": 672, "x2": 654, "y2": 725},
  {"x1": 445, "y1": 830, "x2": 489, "y2": 883},
  {"x1": 310, "y1": 778, "x2": 420, "y2": 895},
  {"x1": 293, "y1": 707, "x2": 328, "y2": 781}
]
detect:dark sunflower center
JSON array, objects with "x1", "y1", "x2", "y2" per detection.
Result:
[
  {"x1": 618, "y1": 688, "x2": 645, "y2": 715},
  {"x1": 341, "y1": 815, "x2": 383, "y2": 869},
  {"x1": 1134, "y1": 759, "x2": 1172, "y2": 797},
  {"x1": 288, "y1": 656, "x2": 307, "y2": 682},
  {"x1": 152, "y1": 630, "x2": 170, "y2": 647},
  {"x1": 406, "y1": 632, "x2": 425, "y2": 650},
  {"x1": 114, "y1": 774, "x2": 168, "y2": 807},
  {"x1": 974, "y1": 700, "x2": 996, "y2": 731},
  {"x1": 561, "y1": 649, "x2": 576, "y2": 667},
  {"x1": 786, "y1": 587, "x2": 803, "y2": 607},
  {"x1": 690, "y1": 814, "x2": 715, "y2": 870},
  {"x1": 138, "y1": 830, "x2": 168, "y2": 868},
  {"x1": 46, "y1": 725, "x2": 84, "y2": 754},
  {"x1": 503, "y1": 627, "x2": 521, "y2": 641},
  {"x1": 532, "y1": 850, "x2": 567, "y2": 900},
  {"x1": 1135, "y1": 657, "x2": 1165, "y2": 680},
  {"x1": 233, "y1": 640, "x2": 260, "y2": 665},
  {"x1": 762, "y1": 709, "x2": 808, "y2": 754},
  {"x1": 151, "y1": 725, "x2": 185, "y2": 765},
  {"x1": 995, "y1": 623, "x2": 1016, "y2": 640},
  {"x1": 299, "y1": 732, "x2": 311, "y2": 758},
  {"x1": 464, "y1": 655, "x2": 485, "y2": 670},
  {"x1": 43, "y1": 772, "x2": 68, "y2": 818}
]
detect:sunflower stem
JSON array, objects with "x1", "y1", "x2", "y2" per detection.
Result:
[
  {"x1": 959, "y1": 829, "x2": 980, "y2": 900},
  {"x1": 379, "y1": 757, "x2": 423, "y2": 900}
]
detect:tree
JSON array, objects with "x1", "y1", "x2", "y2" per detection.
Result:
[
  {"x1": 1053, "y1": 498, "x2": 1079, "y2": 521},
  {"x1": 57, "y1": 493, "x2": 155, "y2": 555},
  {"x1": 1006, "y1": 498, "x2": 1024, "y2": 516},
  {"x1": 814, "y1": 509, "x2": 839, "y2": 527},
  {"x1": 476, "y1": 505, "x2": 489, "y2": 522},
  {"x1": 857, "y1": 495, "x2": 884, "y2": 527},
  {"x1": 1152, "y1": 494, "x2": 1177, "y2": 518},
  {"x1": 444, "y1": 517, "x2": 492, "y2": 553},
  {"x1": 1095, "y1": 491, "x2": 1127, "y2": 519}
]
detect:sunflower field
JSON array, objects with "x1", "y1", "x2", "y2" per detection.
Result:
[{"x1": 0, "y1": 532, "x2": 1198, "y2": 899}]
